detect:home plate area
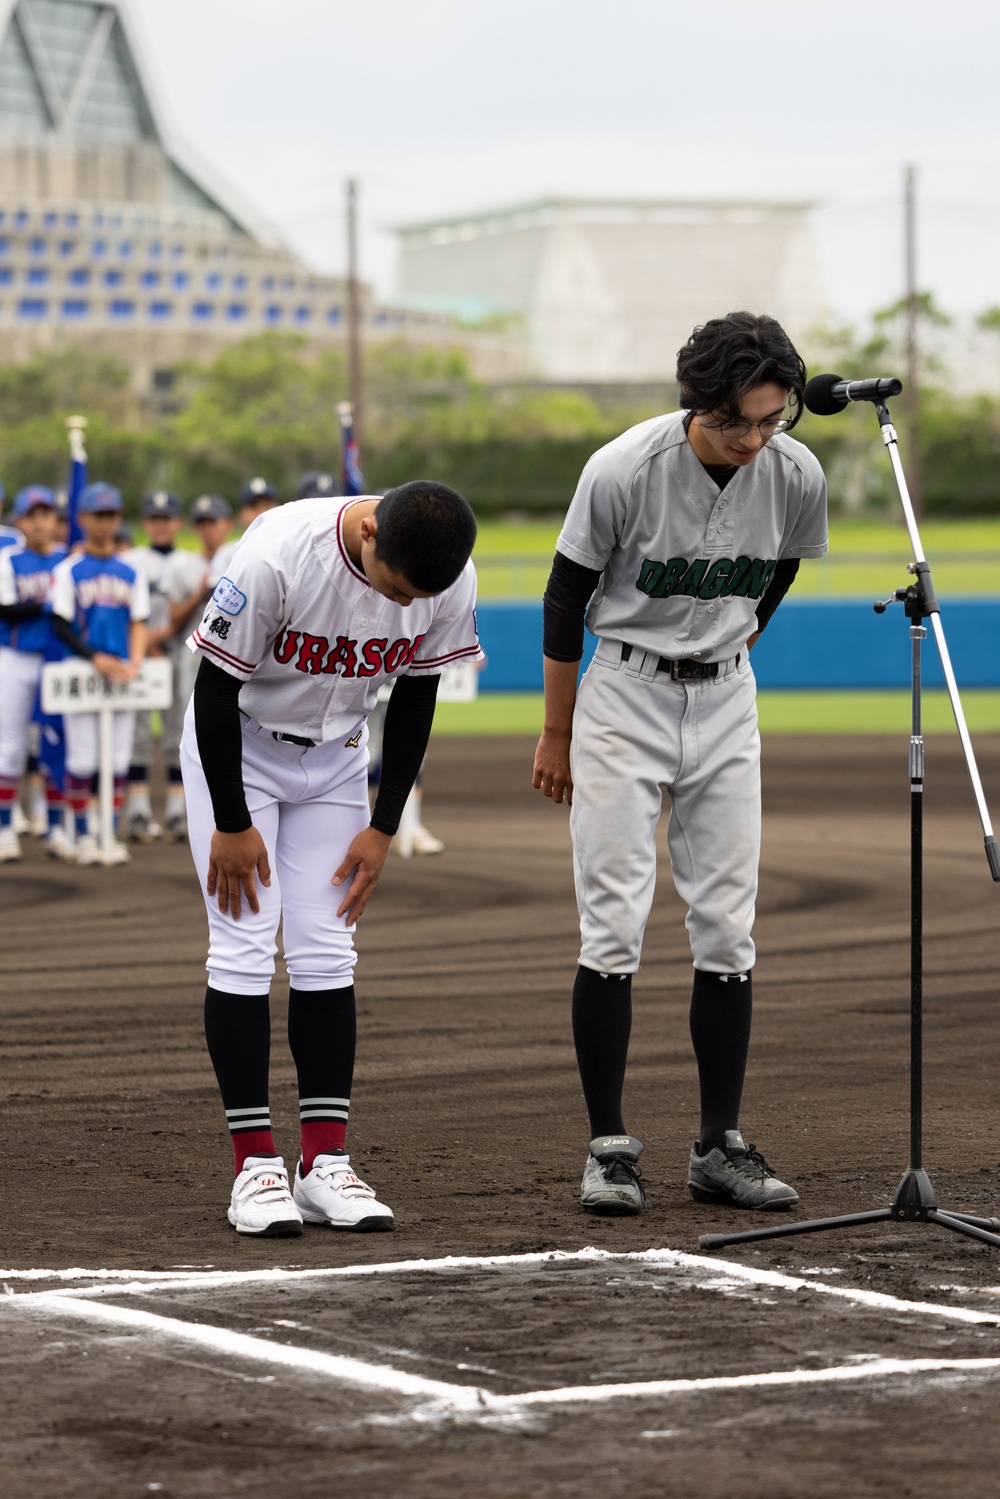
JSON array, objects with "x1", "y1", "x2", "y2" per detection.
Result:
[{"x1": 7, "y1": 1248, "x2": 1000, "y2": 1428}]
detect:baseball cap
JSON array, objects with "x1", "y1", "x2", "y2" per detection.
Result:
[
  {"x1": 142, "y1": 490, "x2": 183, "y2": 519},
  {"x1": 191, "y1": 493, "x2": 232, "y2": 522},
  {"x1": 78, "y1": 482, "x2": 123, "y2": 514},
  {"x1": 12, "y1": 484, "x2": 56, "y2": 518},
  {"x1": 239, "y1": 476, "x2": 279, "y2": 505},
  {"x1": 297, "y1": 470, "x2": 341, "y2": 500}
]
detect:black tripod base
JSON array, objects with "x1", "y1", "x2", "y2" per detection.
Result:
[{"x1": 699, "y1": 1168, "x2": 1000, "y2": 1252}]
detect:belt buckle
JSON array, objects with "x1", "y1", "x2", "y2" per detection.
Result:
[{"x1": 670, "y1": 658, "x2": 701, "y2": 681}]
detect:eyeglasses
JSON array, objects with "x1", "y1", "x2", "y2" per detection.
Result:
[{"x1": 704, "y1": 416, "x2": 790, "y2": 439}]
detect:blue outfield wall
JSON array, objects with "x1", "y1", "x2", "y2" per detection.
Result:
[{"x1": 475, "y1": 597, "x2": 1000, "y2": 692}]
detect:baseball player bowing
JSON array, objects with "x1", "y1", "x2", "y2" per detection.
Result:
[
  {"x1": 180, "y1": 481, "x2": 481, "y2": 1237},
  {"x1": 533, "y1": 312, "x2": 828, "y2": 1217}
]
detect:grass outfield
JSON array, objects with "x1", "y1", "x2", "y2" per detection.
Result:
[{"x1": 432, "y1": 690, "x2": 1000, "y2": 737}]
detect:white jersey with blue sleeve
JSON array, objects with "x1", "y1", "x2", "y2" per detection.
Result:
[
  {"x1": 0, "y1": 544, "x2": 67, "y2": 652},
  {"x1": 50, "y1": 552, "x2": 150, "y2": 658}
]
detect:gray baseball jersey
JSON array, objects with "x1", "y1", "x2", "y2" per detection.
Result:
[
  {"x1": 556, "y1": 410, "x2": 828, "y2": 662},
  {"x1": 186, "y1": 497, "x2": 482, "y2": 742}
]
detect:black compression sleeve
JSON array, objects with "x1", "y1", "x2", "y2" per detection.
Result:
[
  {"x1": 193, "y1": 657, "x2": 251, "y2": 833},
  {"x1": 754, "y1": 558, "x2": 800, "y2": 633},
  {"x1": 0, "y1": 601, "x2": 45, "y2": 622},
  {"x1": 52, "y1": 614, "x2": 96, "y2": 659},
  {"x1": 370, "y1": 672, "x2": 440, "y2": 836},
  {"x1": 543, "y1": 552, "x2": 602, "y2": 661}
]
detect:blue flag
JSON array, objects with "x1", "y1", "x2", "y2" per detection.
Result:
[
  {"x1": 337, "y1": 401, "x2": 365, "y2": 496},
  {"x1": 66, "y1": 417, "x2": 88, "y2": 547}
]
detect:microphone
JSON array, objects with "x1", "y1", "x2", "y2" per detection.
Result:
[{"x1": 804, "y1": 373, "x2": 904, "y2": 415}]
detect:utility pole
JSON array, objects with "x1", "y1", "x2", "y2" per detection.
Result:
[
  {"x1": 345, "y1": 177, "x2": 364, "y2": 444},
  {"x1": 904, "y1": 164, "x2": 922, "y2": 517}
]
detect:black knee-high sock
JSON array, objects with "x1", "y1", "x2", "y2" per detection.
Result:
[
  {"x1": 203, "y1": 986, "x2": 274, "y2": 1172},
  {"x1": 287, "y1": 985, "x2": 357, "y2": 1173},
  {"x1": 689, "y1": 968, "x2": 753, "y2": 1155},
  {"x1": 572, "y1": 965, "x2": 632, "y2": 1139}
]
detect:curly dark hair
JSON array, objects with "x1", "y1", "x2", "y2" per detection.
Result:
[
  {"x1": 676, "y1": 311, "x2": 808, "y2": 429},
  {"x1": 374, "y1": 480, "x2": 477, "y2": 594}
]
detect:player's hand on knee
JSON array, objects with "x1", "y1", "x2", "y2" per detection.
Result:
[
  {"x1": 532, "y1": 730, "x2": 574, "y2": 805},
  {"x1": 332, "y1": 826, "x2": 392, "y2": 924},
  {"x1": 207, "y1": 827, "x2": 271, "y2": 921}
]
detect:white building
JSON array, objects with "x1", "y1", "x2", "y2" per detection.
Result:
[
  {"x1": 0, "y1": 0, "x2": 521, "y2": 388},
  {"x1": 395, "y1": 197, "x2": 828, "y2": 384}
]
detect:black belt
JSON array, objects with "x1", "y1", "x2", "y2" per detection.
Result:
[
  {"x1": 620, "y1": 643, "x2": 740, "y2": 681},
  {"x1": 272, "y1": 730, "x2": 316, "y2": 747}
]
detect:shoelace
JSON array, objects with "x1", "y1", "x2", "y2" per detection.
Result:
[
  {"x1": 725, "y1": 1144, "x2": 774, "y2": 1182},
  {"x1": 602, "y1": 1155, "x2": 643, "y2": 1187}
]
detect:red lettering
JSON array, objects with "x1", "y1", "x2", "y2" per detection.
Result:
[
  {"x1": 273, "y1": 628, "x2": 301, "y2": 664},
  {"x1": 321, "y1": 636, "x2": 358, "y2": 677},
  {"x1": 401, "y1": 633, "x2": 426, "y2": 668},
  {"x1": 359, "y1": 638, "x2": 388, "y2": 677},
  {"x1": 382, "y1": 638, "x2": 411, "y2": 673},
  {"x1": 295, "y1": 633, "x2": 330, "y2": 674}
]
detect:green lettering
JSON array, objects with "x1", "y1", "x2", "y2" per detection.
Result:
[
  {"x1": 636, "y1": 559, "x2": 665, "y2": 597},
  {"x1": 698, "y1": 559, "x2": 735, "y2": 599},
  {"x1": 730, "y1": 557, "x2": 775, "y2": 598},
  {"x1": 676, "y1": 558, "x2": 708, "y2": 596}
]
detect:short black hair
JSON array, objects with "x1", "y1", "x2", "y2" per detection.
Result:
[
  {"x1": 374, "y1": 480, "x2": 477, "y2": 594},
  {"x1": 676, "y1": 311, "x2": 808, "y2": 430}
]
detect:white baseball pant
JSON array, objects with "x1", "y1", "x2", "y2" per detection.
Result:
[
  {"x1": 0, "y1": 646, "x2": 43, "y2": 778},
  {"x1": 569, "y1": 640, "x2": 760, "y2": 976},
  {"x1": 180, "y1": 701, "x2": 371, "y2": 995},
  {"x1": 64, "y1": 709, "x2": 136, "y2": 779}
]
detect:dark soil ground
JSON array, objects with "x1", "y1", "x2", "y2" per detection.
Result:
[{"x1": 2, "y1": 733, "x2": 1000, "y2": 1497}]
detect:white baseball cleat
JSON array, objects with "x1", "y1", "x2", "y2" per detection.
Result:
[
  {"x1": 104, "y1": 838, "x2": 132, "y2": 865},
  {"x1": 45, "y1": 825, "x2": 74, "y2": 862},
  {"x1": 74, "y1": 833, "x2": 102, "y2": 866},
  {"x1": 410, "y1": 823, "x2": 445, "y2": 855},
  {"x1": 293, "y1": 1152, "x2": 395, "y2": 1232},
  {"x1": 228, "y1": 1156, "x2": 304, "y2": 1238},
  {"x1": 0, "y1": 825, "x2": 23, "y2": 862}
]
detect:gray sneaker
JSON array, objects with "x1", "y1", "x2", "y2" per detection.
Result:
[
  {"x1": 688, "y1": 1130, "x2": 798, "y2": 1210},
  {"x1": 580, "y1": 1134, "x2": 646, "y2": 1216}
]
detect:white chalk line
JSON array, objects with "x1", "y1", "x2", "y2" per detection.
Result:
[
  {"x1": 6, "y1": 1246, "x2": 1000, "y2": 1330},
  {"x1": 9, "y1": 1290, "x2": 1000, "y2": 1421}
]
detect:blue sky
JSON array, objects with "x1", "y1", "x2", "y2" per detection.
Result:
[{"x1": 128, "y1": 0, "x2": 1000, "y2": 329}]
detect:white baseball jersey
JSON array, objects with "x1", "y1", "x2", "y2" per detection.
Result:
[
  {"x1": 124, "y1": 545, "x2": 180, "y2": 634},
  {"x1": 557, "y1": 411, "x2": 828, "y2": 663},
  {"x1": 186, "y1": 497, "x2": 482, "y2": 742}
]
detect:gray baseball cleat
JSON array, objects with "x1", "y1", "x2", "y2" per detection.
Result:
[
  {"x1": 580, "y1": 1134, "x2": 646, "y2": 1216},
  {"x1": 687, "y1": 1130, "x2": 799, "y2": 1210}
]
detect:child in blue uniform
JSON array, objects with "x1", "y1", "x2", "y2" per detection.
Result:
[
  {"x1": 49, "y1": 483, "x2": 150, "y2": 865},
  {"x1": 0, "y1": 487, "x2": 69, "y2": 861}
]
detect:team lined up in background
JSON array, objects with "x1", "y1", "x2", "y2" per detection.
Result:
[{"x1": 0, "y1": 471, "x2": 342, "y2": 866}]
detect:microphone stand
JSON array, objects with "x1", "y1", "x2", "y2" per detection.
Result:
[{"x1": 700, "y1": 396, "x2": 1000, "y2": 1256}]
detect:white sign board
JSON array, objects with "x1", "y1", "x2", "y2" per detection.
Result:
[
  {"x1": 435, "y1": 660, "x2": 480, "y2": 703},
  {"x1": 41, "y1": 657, "x2": 173, "y2": 715}
]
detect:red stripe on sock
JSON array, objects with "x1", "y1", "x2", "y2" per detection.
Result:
[
  {"x1": 233, "y1": 1129, "x2": 278, "y2": 1175},
  {"x1": 300, "y1": 1122, "x2": 347, "y2": 1175}
]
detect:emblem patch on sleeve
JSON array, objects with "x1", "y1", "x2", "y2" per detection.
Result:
[{"x1": 211, "y1": 576, "x2": 247, "y2": 616}]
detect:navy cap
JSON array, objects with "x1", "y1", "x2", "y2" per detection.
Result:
[
  {"x1": 297, "y1": 470, "x2": 341, "y2": 500},
  {"x1": 79, "y1": 482, "x2": 123, "y2": 514},
  {"x1": 142, "y1": 490, "x2": 183, "y2": 519},
  {"x1": 239, "y1": 476, "x2": 279, "y2": 505},
  {"x1": 191, "y1": 493, "x2": 232, "y2": 522},
  {"x1": 12, "y1": 484, "x2": 56, "y2": 518}
]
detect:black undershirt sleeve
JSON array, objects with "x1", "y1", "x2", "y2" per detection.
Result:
[
  {"x1": 193, "y1": 656, "x2": 252, "y2": 833},
  {"x1": 543, "y1": 552, "x2": 603, "y2": 661},
  {"x1": 754, "y1": 558, "x2": 801, "y2": 634},
  {"x1": 0, "y1": 600, "x2": 45, "y2": 623},
  {"x1": 370, "y1": 672, "x2": 440, "y2": 836},
  {"x1": 51, "y1": 613, "x2": 97, "y2": 660}
]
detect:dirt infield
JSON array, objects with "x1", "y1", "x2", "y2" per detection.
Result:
[{"x1": 2, "y1": 733, "x2": 1000, "y2": 1496}]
